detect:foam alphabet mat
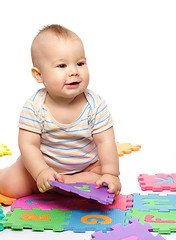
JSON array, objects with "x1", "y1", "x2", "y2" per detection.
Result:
[{"x1": 0, "y1": 187, "x2": 176, "y2": 236}]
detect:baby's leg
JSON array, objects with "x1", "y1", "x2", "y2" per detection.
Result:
[
  {"x1": 62, "y1": 161, "x2": 102, "y2": 184},
  {"x1": 0, "y1": 156, "x2": 39, "y2": 198},
  {"x1": 52, "y1": 161, "x2": 101, "y2": 196}
]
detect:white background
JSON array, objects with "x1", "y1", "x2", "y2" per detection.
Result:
[{"x1": 0, "y1": 0, "x2": 176, "y2": 239}]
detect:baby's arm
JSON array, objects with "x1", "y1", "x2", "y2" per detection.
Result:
[
  {"x1": 93, "y1": 127, "x2": 121, "y2": 194},
  {"x1": 18, "y1": 129, "x2": 62, "y2": 192}
]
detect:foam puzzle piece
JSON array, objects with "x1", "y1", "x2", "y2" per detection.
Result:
[
  {"x1": 0, "y1": 193, "x2": 16, "y2": 206},
  {"x1": 116, "y1": 142, "x2": 141, "y2": 157},
  {"x1": 0, "y1": 143, "x2": 12, "y2": 156},
  {"x1": 126, "y1": 208, "x2": 176, "y2": 234},
  {"x1": 62, "y1": 208, "x2": 127, "y2": 233},
  {"x1": 138, "y1": 173, "x2": 176, "y2": 191},
  {"x1": 49, "y1": 181, "x2": 115, "y2": 205},
  {"x1": 67, "y1": 194, "x2": 130, "y2": 211},
  {"x1": 83, "y1": 194, "x2": 133, "y2": 211},
  {"x1": 91, "y1": 218, "x2": 165, "y2": 240},
  {"x1": 132, "y1": 193, "x2": 176, "y2": 212},
  {"x1": 0, "y1": 204, "x2": 5, "y2": 231},
  {"x1": 11, "y1": 192, "x2": 132, "y2": 212},
  {"x1": 2, "y1": 208, "x2": 72, "y2": 231},
  {"x1": 11, "y1": 192, "x2": 72, "y2": 211}
]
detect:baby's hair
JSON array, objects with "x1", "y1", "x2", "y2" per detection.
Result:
[{"x1": 38, "y1": 24, "x2": 73, "y2": 37}]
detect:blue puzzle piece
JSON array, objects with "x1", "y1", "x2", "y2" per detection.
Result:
[
  {"x1": 132, "y1": 193, "x2": 176, "y2": 211},
  {"x1": 62, "y1": 208, "x2": 127, "y2": 233}
]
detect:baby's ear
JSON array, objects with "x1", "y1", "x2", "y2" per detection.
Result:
[{"x1": 31, "y1": 67, "x2": 43, "y2": 83}]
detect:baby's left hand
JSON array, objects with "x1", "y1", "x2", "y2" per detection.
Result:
[{"x1": 96, "y1": 174, "x2": 121, "y2": 195}]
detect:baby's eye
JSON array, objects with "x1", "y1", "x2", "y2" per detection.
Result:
[
  {"x1": 77, "y1": 62, "x2": 85, "y2": 66},
  {"x1": 57, "y1": 64, "x2": 67, "y2": 68}
]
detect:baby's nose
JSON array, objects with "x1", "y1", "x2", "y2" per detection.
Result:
[{"x1": 68, "y1": 65, "x2": 79, "y2": 76}]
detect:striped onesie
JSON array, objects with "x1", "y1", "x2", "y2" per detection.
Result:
[{"x1": 18, "y1": 88, "x2": 113, "y2": 174}]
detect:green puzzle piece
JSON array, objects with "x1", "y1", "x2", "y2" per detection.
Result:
[
  {"x1": 1, "y1": 208, "x2": 72, "y2": 231},
  {"x1": 74, "y1": 185, "x2": 91, "y2": 192},
  {"x1": 126, "y1": 208, "x2": 176, "y2": 234}
]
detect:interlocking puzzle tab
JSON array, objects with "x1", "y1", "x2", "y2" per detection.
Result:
[
  {"x1": 126, "y1": 208, "x2": 176, "y2": 234},
  {"x1": 116, "y1": 142, "x2": 141, "y2": 157},
  {"x1": 49, "y1": 181, "x2": 115, "y2": 205},
  {"x1": 2, "y1": 208, "x2": 72, "y2": 231},
  {"x1": 132, "y1": 193, "x2": 176, "y2": 211},
  {"x1": 0, "y1": 143, "x2": 12, "y2": 156},
  {"x1": 91, "y1": 218, "x2": 165, "y2": 240},
  {"x1": 138, "y1": 173, "x2": 176, "y2": 191}
]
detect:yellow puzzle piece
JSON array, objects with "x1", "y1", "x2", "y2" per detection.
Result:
[
  {"x1": 0, "y1": 143, "x2": 12, "y2": 156},
  {"x1": 116, "y1": 142, "x2": 141, "y2": 157}
]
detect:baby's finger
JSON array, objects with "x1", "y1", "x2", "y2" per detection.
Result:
[
  {"x1": 38, "y1": 185, "x2": 46, "y2": 193},
  {"x1": 116, "y1": 190, "x2": 120, "y2": 196},
  {"x1": 45, "y1": 181, "x2": 53, "y2": 190},
  {"x1": 54, "y1": 173, "x2": 63, "y2": 183},
  {"x1": 107, "y1": 183, "x2": 115, "y2": 193},
  {"x1": 95, "y1": 179, "x2": 103, "y2": 188},
  {"x1": 96, "y1": 180, "x2": 109, "y2": 189}
]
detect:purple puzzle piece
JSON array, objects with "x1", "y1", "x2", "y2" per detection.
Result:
[
  {"x1": 49, "y1": 181, "x2": 115, "y2": 205},
  {"x1": 91, "y1": 218, "x2": 165, "y2": 240}
]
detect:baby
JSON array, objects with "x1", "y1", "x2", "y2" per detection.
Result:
[{"x1": 0, "y1": 24, "x2": 121, "y2": 198}]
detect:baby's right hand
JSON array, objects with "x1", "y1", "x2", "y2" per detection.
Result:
[{"x1": 36, "y1": 167, "x2": 63, "y2": 192}]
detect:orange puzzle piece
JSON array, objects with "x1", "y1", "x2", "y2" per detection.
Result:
[
  {"x1": 0, "y1": 193, "x2": 16, "y2": 205},
  {"x1": 116, "y1": 142, "x2": 141, "y2": 157}
]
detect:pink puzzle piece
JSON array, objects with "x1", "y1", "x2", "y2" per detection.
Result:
[
  {"x1": 11, "y1": 192, "x2": 132, "y2": 212},
  {"x1": 67, "y1": 194, "x2": 133, "y2": 211},
  {"x1": 138, "y1": 173, "x2": 176, "y2": 192},
  {"x1": 110, "y1": 194, "x2": 133, "y2": 211},
  {"x1": 11, "y1": 192, "x2": 72, "y2": 211}
]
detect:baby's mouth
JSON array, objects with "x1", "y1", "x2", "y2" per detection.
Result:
[
  {"x1": 65, "y1": 81, "x2": 80, "y2": 88},
  {"x1": 66, "y1": 82, "x2": 80, "y2": 85}
]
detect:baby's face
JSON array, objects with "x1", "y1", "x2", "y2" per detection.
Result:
[{"x1": 37, "y1": 33, "x2": 89, "y2": 102}]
